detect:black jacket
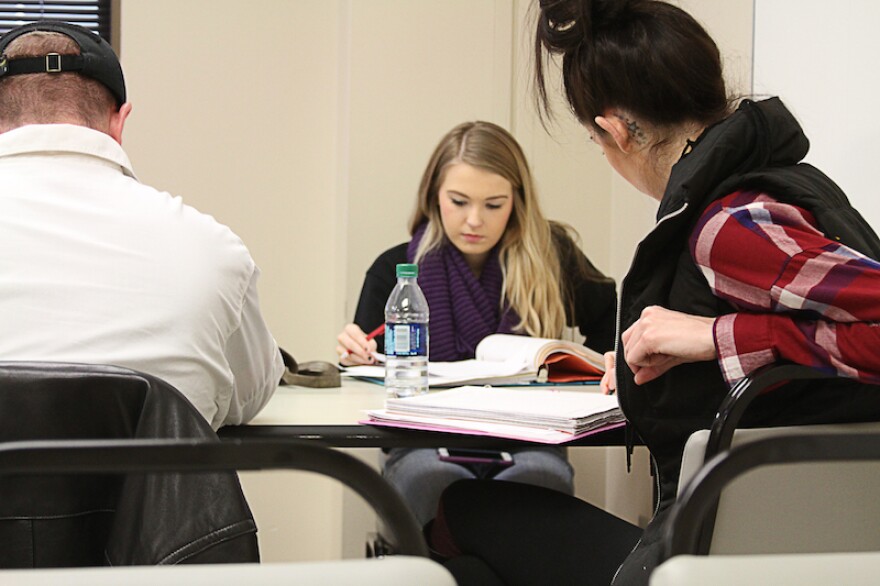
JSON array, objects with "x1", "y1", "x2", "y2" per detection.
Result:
[
  {"x1": 613, "y1": 98, "x2": 880, "y2": 584},
  {"x1": 0, "y1": 362, "x2": 258, "y2": 567}
]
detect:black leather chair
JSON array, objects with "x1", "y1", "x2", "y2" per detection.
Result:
[
  {"x1": 0, "y1": 361, "x2": 259, "y2": 568},
  {"x1": 0, "y1": 438, "x2": 429, "y2": 556}
]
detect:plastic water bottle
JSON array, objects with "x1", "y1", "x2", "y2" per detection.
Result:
[{"x1": 384, "y1": 263, "x2": 429, "y2": 398}]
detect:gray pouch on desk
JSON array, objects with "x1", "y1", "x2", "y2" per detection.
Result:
[{"x1": 279, "y1": 347, "x2": 341, "y2": 388}]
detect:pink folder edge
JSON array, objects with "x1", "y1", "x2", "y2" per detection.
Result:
[{"x1": 357, "y1": 417, "x2": 626, "y2": 445}]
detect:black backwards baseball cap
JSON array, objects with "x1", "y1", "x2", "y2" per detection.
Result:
[{"x1": 0, "y1": 20, "x2": 125, "y2": 106}]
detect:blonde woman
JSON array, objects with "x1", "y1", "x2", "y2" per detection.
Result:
[{"x1": 336, "y1": 120, "x2": 616, "y2": 526}]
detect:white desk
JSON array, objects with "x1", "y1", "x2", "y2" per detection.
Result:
[
  {"x1": 248, "y1": 377, "x2": 385, "y2": 425},
  {"x1": 220, "y1": 377, "x2": 628, "y2": 448}
]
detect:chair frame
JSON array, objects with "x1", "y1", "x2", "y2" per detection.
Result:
[
  {"x1": 675, "y1": 362, "x2": 866, "y2": 556},
  {"x1": 697, "y1": 364, "x2": 834, "y2": 553},
  {"x1": 0, "y1": 437, "x2": 428, "y2": 558},
  {"x1": 665, "y1": 431, "x2": 880, "y2": 558},
  {"x1": 704, "y1": 364, "x2": 837, "y2": 459}
]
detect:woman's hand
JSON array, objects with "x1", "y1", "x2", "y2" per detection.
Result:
[
  {"x1": 622, "y1": 306, "x2": 717, "y2": 385},
  {"x1": 336, "y1": 323, "x2": 378, "y2": 366},
  {"x1": 600, "y1": 351, "x2": 617, "y2": 395}
]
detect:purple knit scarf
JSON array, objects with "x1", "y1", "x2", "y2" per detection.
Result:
[{"x1": 407, "y1": 223, "x2": 519, "y2": 361}]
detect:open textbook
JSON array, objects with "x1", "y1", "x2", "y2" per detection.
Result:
[
  {"x1": 362, "y1": 385, "x2": 624, "y2": 444},
  {"x1": 343, "y1": 333, "x2": 605, "y2": 387}
]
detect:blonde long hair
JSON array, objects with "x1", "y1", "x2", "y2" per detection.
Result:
[{"x1": 408, "y1": 121, "x2": 570, "y2": 338}]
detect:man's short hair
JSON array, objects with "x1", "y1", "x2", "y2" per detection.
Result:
[{"x1": 0, "y1": 22, "x2": 126, "y2": 132}]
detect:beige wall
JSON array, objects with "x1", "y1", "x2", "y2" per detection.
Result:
[
  {"x1": 341, "y1": 1, "x2": 515, "y2": 322},
  {"x1": 119, "y1": 1, "x2": 346, "y2": 560},
  {"x1": 120, "y1": 1, "x2": 343, "y2": 366},
  {"x1": 117, "y1": 0, "x2": 754, "y2": 559},
  {"x1": 119, "y1": 0, "x2": 615, "y2": 366}
]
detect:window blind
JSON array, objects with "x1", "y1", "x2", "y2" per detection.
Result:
[{"x1": 0, "y1": 1, "x2": 111, "y2": 42}]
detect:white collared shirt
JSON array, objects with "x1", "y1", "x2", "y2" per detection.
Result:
[{"x1": 0, "y1": 124, "x2": 284, "y2": 429}]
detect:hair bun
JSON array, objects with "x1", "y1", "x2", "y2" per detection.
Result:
[
  {"x1": 538, "y1": 0, "x2": 641, "y2": 51},
  {"x1": 536, "y1": 0, "x2": 588, "y2": 51}
]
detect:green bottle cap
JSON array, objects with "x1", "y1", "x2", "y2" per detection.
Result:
[{"x1": 396, "y1": 263, "x2": 418, "y2": 278}]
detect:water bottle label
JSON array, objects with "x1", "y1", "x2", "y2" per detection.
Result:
[{"x1": 385, "y1": 322, "x2": 428, "y2": 357}]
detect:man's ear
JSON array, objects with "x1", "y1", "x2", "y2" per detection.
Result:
[
  {"x1": 594, "y1": 114, "x2": 633, "y2": 154},
  {"x1": 108, "y1": 102, "x2": 132, "y2": 145}
]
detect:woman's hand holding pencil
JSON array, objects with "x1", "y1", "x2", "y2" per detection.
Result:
[{"x1": 337, "y1": 323, "x2": 385, "y2": 366}]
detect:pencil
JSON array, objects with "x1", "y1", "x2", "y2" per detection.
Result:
[{"x1": 365, "y1": 324, "x2": 386, "y2": 340}]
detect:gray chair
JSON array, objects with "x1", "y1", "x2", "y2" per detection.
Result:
[
  {"x1": 651, "y1": 551, "x2": 880, "y2": 586},
  {"x1": 649, "y1": 364, "x2": 880, "y2": 585},
  {"x1": 673, "y1": 364, "x2": 880, "y2": 556},
  {"x1": 652, "y1": 431, "x2": 880, "y2": 585}
]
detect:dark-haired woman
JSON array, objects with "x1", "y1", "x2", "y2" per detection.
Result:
[{"x1": 429, "y1": 1, "x2": 880, "y2": 585}]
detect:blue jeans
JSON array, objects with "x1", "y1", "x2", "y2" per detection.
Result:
[{"x1": 382, "y1": 446, "x2": 574, "y2": 527}]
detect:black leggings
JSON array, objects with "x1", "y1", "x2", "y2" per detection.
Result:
[{"x1": 430, "y1": 479, "x2": 642, "y2": 586}]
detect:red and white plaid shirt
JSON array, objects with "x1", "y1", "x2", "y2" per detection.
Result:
[{"x1": 690, "y1": 190, "x2": 880, "y2": 387}]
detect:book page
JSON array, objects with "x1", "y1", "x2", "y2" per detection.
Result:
[
  {"x1": 475, "y1": 334, "x2": 604, "y2": 371},
  {"x1": 475, "y1": 334, "x2": 553, "y2": 370},
  {"x1": 427, "y1": 359, "x2": 528, "y2": 379},
  {"x1": 344, "y1": 360, "x2": 526, "y2": 380}
]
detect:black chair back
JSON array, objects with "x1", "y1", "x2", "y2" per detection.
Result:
[{"x1": 0, "y1": 361, "x2": 258, "y2": 568}]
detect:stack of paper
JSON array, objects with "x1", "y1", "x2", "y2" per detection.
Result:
[{"x1": 362, "y1": 386, "x2": 624, "y2": 444}]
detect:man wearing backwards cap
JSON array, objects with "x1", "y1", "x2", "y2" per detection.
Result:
[{"x1": 0, "y1": 21, "x2": 284, "y2": 429}]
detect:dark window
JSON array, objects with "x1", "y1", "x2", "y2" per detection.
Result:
[{"x1": 0, "y1": 1, "x2": 112, "y2": 43}]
